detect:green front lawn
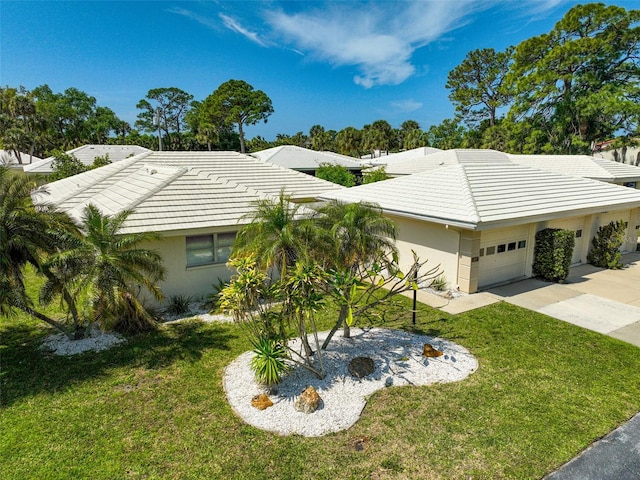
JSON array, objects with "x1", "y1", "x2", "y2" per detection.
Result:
[{"x1": 2, "y1": 295, "x2": 639, "y2": 479}]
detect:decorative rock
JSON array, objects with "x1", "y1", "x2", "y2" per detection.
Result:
[
  {"x1": 251, "y1": 393, "x2": 273, "y2": 410},
  {"x1": 348, "y1": 356, "x2": 375, "y2": 378},
  {"x1": 294, "y1": 386, "x2": 321, "y2": 413},
  {"x1": 422, "y1": 343, "x2": 444, "y2": 357}
]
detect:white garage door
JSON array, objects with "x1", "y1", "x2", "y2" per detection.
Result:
[
  {"x1": 548, "y1": 217, "x2": 587, "y2": 265},
  {"x1": 479, "y1": 225, "x2": 530, "y2": 288}
]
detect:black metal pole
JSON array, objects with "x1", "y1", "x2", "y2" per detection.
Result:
[{"x1": 412, "y1": 264, "x2": 418, "y2": 325}]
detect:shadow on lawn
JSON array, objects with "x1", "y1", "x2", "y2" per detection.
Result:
[{"x1": 0, "y1": 319, "x2": 238, "y2": 408}]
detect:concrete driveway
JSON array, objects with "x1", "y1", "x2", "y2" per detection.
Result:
[{"x1": 487, "y1": 253, "x2": 640, "y2": 348}]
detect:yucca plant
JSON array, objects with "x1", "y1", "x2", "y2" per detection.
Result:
[{"x1": 250, "y1": 334, "x2": 290, "y2": 388}]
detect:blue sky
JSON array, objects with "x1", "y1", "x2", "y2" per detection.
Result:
[{"x1": 1, "y1": 1, "x2": 635, "y2": 141}]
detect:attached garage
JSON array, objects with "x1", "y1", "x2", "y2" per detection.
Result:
[
  {"x1": 392, "y1": 215, "x2": 460, "y2": 285},
  {"x1": 479, "y1": 225, "x2": 530, "y2": 288},
  {"x1": 319, "y1": 158, "x2": 640, "y2": 294}
]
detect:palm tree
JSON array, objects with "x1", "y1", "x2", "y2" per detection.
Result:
[
  {"x1": 0, "y1": 166, "x2": 79, "y2": 339},
  {"x1": 316, "y1": 200, "x2": 398, "y2": 272},
  {"x1": 314, "y1": 200, "x2": 398, "y2": 344},
  {"x1": 46, "y1": 204, "x2": 166, "y2": 334},
  {"x1": 234, "y1": 190, "x2": 311, "y2": 279},
  {"x1": 336, "y1": 126, "x2": 362, "y2": 157}
]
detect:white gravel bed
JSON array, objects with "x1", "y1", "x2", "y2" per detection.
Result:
[
  {"x1": 40, "y1": 325, "x2": 125, "y2": 356},
  {"x1": 41, "y1": 306, "x2": 234, "y2": 356},
  {"x1": 163, "y1": 303, "x2": 234, "y2": 324},
  {"x1": 224, "y1": 327, "x2": 478, "y2": 437}
]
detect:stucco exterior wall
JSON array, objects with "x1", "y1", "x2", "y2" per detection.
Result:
[
  {"x1": 390, "y1": 215, "x2": 460, "y2": 291},
  {"x1": 594, "y1": 146, "x2": 640, "y2": 166},
  {"x1": 139, "y1": 228, "x2": 238, "y2": 307}
]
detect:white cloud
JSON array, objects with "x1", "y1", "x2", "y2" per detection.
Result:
[
  {"x1": 168, "y1": 7, "x2": 220, "y2": 30},
  {"x1": 219, "y1": 13, "x2": 268, "y2": 47},
  {"x1": 263, "y1": 1, "x2": 487, "y2": 88},
  {"x1": 389, "y1": 99, "x2": 423, "y2": 114},
  {"x1": 525, "y1": 0, "x2": 566, "y2": 15},
  {"x1": 168, "y1": 8, "x2": 269, "y2": 47}
]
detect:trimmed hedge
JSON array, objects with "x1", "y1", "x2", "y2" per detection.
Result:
[
  {"x1": 587, "y1": 220, "x2": 628, "y2": 269},
  {"x1": 532, "y1": 228, "x2": 575, "y2": 282}
]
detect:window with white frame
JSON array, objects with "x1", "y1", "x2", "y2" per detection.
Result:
[{"x1": 186, "y1": 232, "x2": 236, "y2": 267}]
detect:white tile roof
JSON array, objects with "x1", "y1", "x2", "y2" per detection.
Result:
[
  {"x1": 34, "y1": 151, "x2": 343, "y2": 234},
  {"x1": 382, "y1": 149, "x2": 640, "y2": 182},
  {"x1": 367, "y1": 146, "x2": 443, "y2": 167},
  {"x1": 0, "y1": 150, "x2": 43, "y2": 166},
  {"x1": 252, "y1": 145, "x2": 362, "y2": 170},
  {"x1": 385, "y1": 149, "x2": 511, "y2": 176},
  {"x1": 508, "y1": 154, "x2": 640, "y2": 182},
  {"x1": 319, "y1": 163, "x2": 640, "y2": 230},
  {"x1": 23, "y1": 145, "x2": 152, "y2": 173}
]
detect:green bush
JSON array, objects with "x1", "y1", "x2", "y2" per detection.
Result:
[
  {"x1": 587, "y1": 220, "x2": 628, "y2": 269},
  {"x1": 363, "y1": 166, "x2": 390, "y2": 184},
  {"x1": 532, "y1": 228, "x2": 575, "y2": 282},
  {"x1": 91, "y1": 154, "x2": 111, "y2": 168},
  {"x1": 316, "y1": 163, "x2": 356, "y2": 187},
  {"x1": 49, "y1": 150, "x2": 89, "y2": 180}
]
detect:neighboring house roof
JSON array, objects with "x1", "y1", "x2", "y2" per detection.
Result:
[
  {"x1": 319, "y1": 163, "x2": 640, "y2": 230},
  {"x1": 509, "y1": 154, "x2": 640, "y2": 183},
  {"x1": 0, "y1": 150, "x2": 43, "y2": 166},
  {"x1": 251, "y1": 145, "x2": 362, "y2": 171},
  {"x1": 384, "y1": 149, "x2": 510, "y2": 176},
  {"x1": 382, "y1": 149, "x2": 640, "y2": 183},
  {"x1": 33, "y1": 151, "x2": 343, "y2": 234},
  {"x1": 367, "y1": 146, "x2": 443, "y2": 167},
  {"x1": 23, "y1": 145, "x2": 151, "y2": 174}
]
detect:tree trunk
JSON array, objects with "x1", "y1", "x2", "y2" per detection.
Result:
[
  {"x1": 61, "y1": 288, "x2": 87, "y2": 339},
  {"x1": 298, "y1": 316, "x2": 314, "y2": 358},
  {"x1": 22, "y1": 306, "x2": 74, "y2": 340},
  {"x1": 238, "y1": 121, "x2": 246, "y2": 154},
  {"x1": 343, "y1": 317, "x2": 351, "y2": 338},
  {"x1": 321, "y1": 304, "x2": 348, "y2": 350}
]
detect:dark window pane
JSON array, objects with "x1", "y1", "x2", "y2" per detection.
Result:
[{"x1": 186, "y1": 235, "x2": 215, "y2": 267}]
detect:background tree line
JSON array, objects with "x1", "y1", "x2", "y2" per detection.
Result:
[{"x1": 1, "y1": 3, "x2": 637, "y2": 161}]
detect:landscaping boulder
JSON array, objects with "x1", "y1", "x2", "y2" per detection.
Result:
[
  {"x1": 251, "y1": 393, "x2": 273, "y2": 410},
  {"x1": 348, "y1": 356, "x2": 375, "y2": 378},
  {"x1": 423, "y1": 343, "x2": 443, "y2": 357},
  {"x1": 294, "y1": 386, "x2": 321, "y2": 413}
]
